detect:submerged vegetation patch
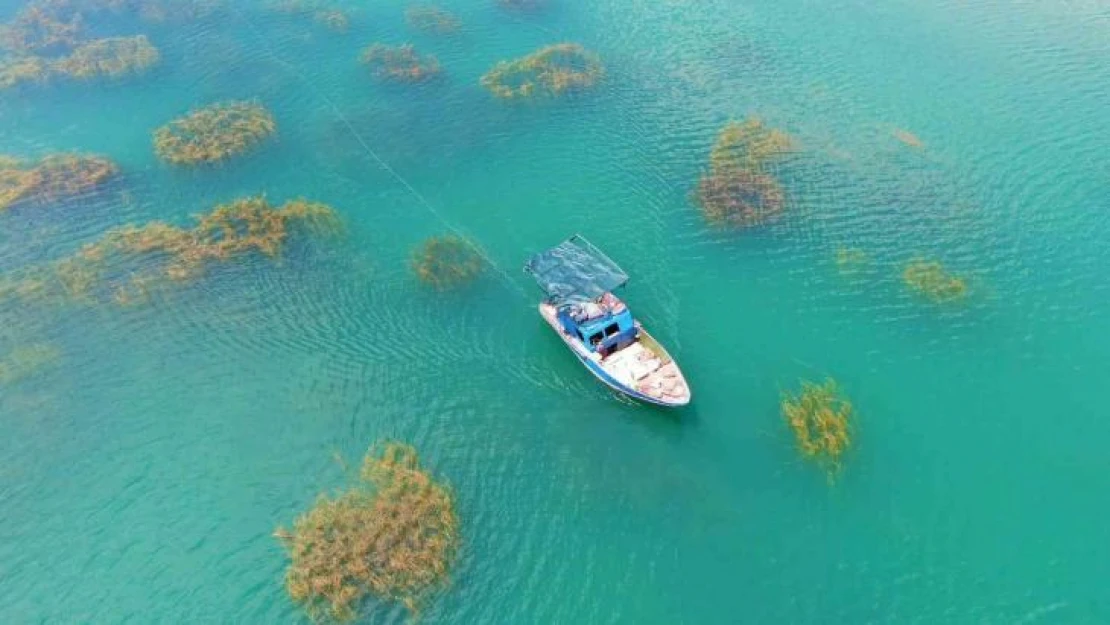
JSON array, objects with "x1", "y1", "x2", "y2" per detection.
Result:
[
  {"x1": 0, "y1": 34, "x2": 159, "y2": 89},
  {"x1": 480, "y1": 43, "x2": 603, "y2": 99},
  {"x1": 781, "y1": 378, "x2": 852, "y2": 474},
  {"x1": 275, "y1": 442, "x2": 459, "y2": 621},
  {"x1": 834, "y1": 247, "x2": 870, "y2": 275},
  {"x1": 0, "y1": 153, "x2": 119, "y2": 211},
  {"x1": 0, "y1": 196, "x2": 340, "y2": 306},
  {"x1": 313, "y1": 9, "x2": 350, "y2": 33},
  {"x1": 411, "y1": 235, "x2": 483, "y2": 290},
  {"x1": 52, "y1": 35, "x2": 160, "y2": 78},
  {"x1": 694, "y1": 119, "x2": 792, "y2": 227},
  {"x1": 360, "y1": 43, "x2": 441, "y2": 82},
  {"x1": 15, "y1": 0, "x2": 225, "y2": 24},
  {"x1": 405, "y1": 6, "x2": 461, "y2": 34},
  {"x1": 0, "y1": 5, "x2": 83, "y2": 54},
  {"x1": 0, "y1": 343, "x2": 61, "y2": 385},
  {"x1": 153, "y1": 101, "x2": 277, "y2": 166},
  {"x1": 902, "y1": 258, "x2": 967, "y2": 303}
]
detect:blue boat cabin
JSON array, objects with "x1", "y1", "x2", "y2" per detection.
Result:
[{"x1": 555, "y1": 293, "x2": 638, "y2": 359}]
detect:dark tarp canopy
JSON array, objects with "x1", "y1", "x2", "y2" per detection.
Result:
[{"x1": 523, "y1": 235, "x2": 629, "y2": 303}]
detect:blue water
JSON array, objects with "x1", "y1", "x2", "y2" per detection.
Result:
[{"x1": 2, "y1": 0, "x2": 1109, "y2": 623}]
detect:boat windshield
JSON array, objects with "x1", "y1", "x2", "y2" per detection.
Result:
[{"x1": 523, "y1": 235, "x2": 629, "y2": 304}]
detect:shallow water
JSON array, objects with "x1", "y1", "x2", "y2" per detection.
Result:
[{"x1": 2, "y1": 0, "x2": 1109, "y2": 623}]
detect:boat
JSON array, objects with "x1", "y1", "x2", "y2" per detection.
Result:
[{"x1": 523, "y1": 235, "x2": 692, "y2": 407}]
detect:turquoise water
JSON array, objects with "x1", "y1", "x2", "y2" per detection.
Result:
[{"x1": 2, "y1": 0, "x2": 1109, "y2": 622}]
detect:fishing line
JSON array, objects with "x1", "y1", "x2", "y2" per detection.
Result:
[{"x1": 226, "y1": 5, "x2": 529, "y2": 299}]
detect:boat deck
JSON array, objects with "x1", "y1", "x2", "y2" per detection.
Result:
[{"x1": 602, "y1": 341, "x2": 690, "y2": 404}]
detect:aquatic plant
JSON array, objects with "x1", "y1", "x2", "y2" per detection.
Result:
[
  {"x1": 0, "y1": 343, "x2": 61, "y2": 385},
  {"x1": 708, "y1": 119, "x2": 793, "y2": 172},
  {"x1": 694, "y1": 169, "x2": 784, "y2": 227},
  {"x1": 693, "y1": 119, "x2": 792, "y2": 227},
  {"x1": 834, "y1": 247, "x2": 869, "y2": 274},
  {"x1": 133, "y1": 0, "x2": 225, "y2": 23},
  {"x1": 902, "y1": 258, "x2": 967, "y2": 302},
  {"x1": 781, "y1": 378, "x2": 852, "y2": 473},
  {"x1": 313, "y1": 9, "x2": 350, "y2": 33},
  {"x1": 22, "y1": 0, "x2": 224, "y2": 24},
  {"x1": 0, "y1": 6, "x2": 83, "y2": 55},
  {"x1": 480, "y1": 43, "x2": 603, "y2": 99},
  {"x1": 406, "y1": 6, "x2": 461, "y2": 34},
  {"x1": 275, "y1": 442, "x2": 459, "y2": 621},
  {"x1": 411, "y1": 235, "x2": 483, "y2": 290},
  {"x1": 0, "y1": 196, "x2": 340, "y2": 305},
  {"x1": 152, "y1": 101, "x2": 277, "y2": 166},
  {"x1": 0, "y1": 34, "x2": 158, "y2": 90},
  {"x1": 0, "y1": 153, "x2": 119, "y2": 211},
  {"x1": 0, "y1": 55, "x2": 52, "y2": 89},
  {"x1": 360, "y1": 43, "x2": 441, "y2": 82},
  {"x1": 51, "y1": 35, "x2": 159, "y2": 78}
]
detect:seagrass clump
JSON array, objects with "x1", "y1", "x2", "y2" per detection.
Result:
[
  {"x1": 902, "y1": 258, "x2": 967, "y2": 303},
  {"x1": 314, "y1": 9, "x2": 349, "y2": 32},
  {"x1": 0, "y1": 153, "x2": 119, "y2": 211},
  {"x1": 0, "y1": 55, "x2": 52, "y2": 89},
  {"x1": 694, "y1": 119, "x2": 792, "y2": 227},
  {"x1": 406, "y1": 6, "x2": 461, "y2": 34},
  {"x1": 360, "y1": 43, "x2": 441, "y2": 82},
  {"x1": 0, "y1": 34, "x2": 159, "y2": 90},
  {"x1": 153, "y1": 101, "x2": 276, "y2": 166},
  {"x1": 708, "y1": 119, "x2": 792, "y2": 173},
  {"x1": 0, "y1": 6, "x2": 83, "y2": 54},
  {"x1": 834, "y1": 247, "x2": 869, "y2": 274},
  {"x1": 22, "y1": 0, "x2": 224, "y2": 24},
  {"x1": 480, "y1": 43, "x2": 603, "y2": 99},
  {"x1": 52, "y1": 35, "x2": 159, "y2": 78},
  {"x1": 0, "y1": 343, "x2": 61, "y2": 385},
  {"x1": 781, "y1": 378, "x2": 852, "y2": 473},
  {"x1": 0, "y1": 196, "x2": 339, "y2": 304},
  {"x1": 411, "y1": 235, "x2": 483, "y2": 290},
  {"x1": 275, "y1": 442, "x2": 459, "y2": 621},
  {"x1": 695, "y1": 169, "x2": 784, "y2": 227},
  {"x1": 96, "y1": 196, "x2": 340, "y2": 280}
]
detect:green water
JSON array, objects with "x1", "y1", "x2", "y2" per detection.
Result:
[{"x1": 2, "y1": 0, "x2": 1108, "y2": 622}]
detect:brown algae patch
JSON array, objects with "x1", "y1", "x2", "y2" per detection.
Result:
[
  {"x1": 781, "y1": 378, "x2": 852, "y2": 474},
  {"x1": 480, "y1": 43, "x2": 603, "y2": 99},
  {"x1": 360, "y1": 43, "x2": 441, "y2": 82},
  {"x1": 313, "y1": 9, "x2": 350, "y2": 33},
  {"x1": 52, "y1": 35, "x2": 160, "y2": 78},
  {"x1": 0, "y1": 196, "x2": 341, "y2": 305},
  {"x1": 0, "y1": 35, "x2": 159, "y2": 89},
  {"x1": 694, "y1": 119, "x2": 792, "y2": 227},
  {"x1": 0, "y1": 5, "x2": 83, "y2": 54},
  {"x1": 834, "y1": 247, "x2": 870, "y2": 274},
  {"x1": 153, "y1": 101, "x2": 277, "y2": 166},
  {"x1": 0, "y1": 153, "x2": 119, "y2": 211},
  {"x1": 902, "y1": 258, "x2": 967, "y2": 303},
  {"x1": 708, "y1": 119, "x2": 793, "y2": 172},
  {"x1": 0, "y1": 343, "x2": 61, "y2": 385},
  {"x1": 406, "y1": 6, "x2": 461, "y2": 34},
  {"x1": 411, "y1": 235, "x2": 483, "y2": 290},
  {"x1": 275, "y1": 442, "x2": 459, "y2": 621}
]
